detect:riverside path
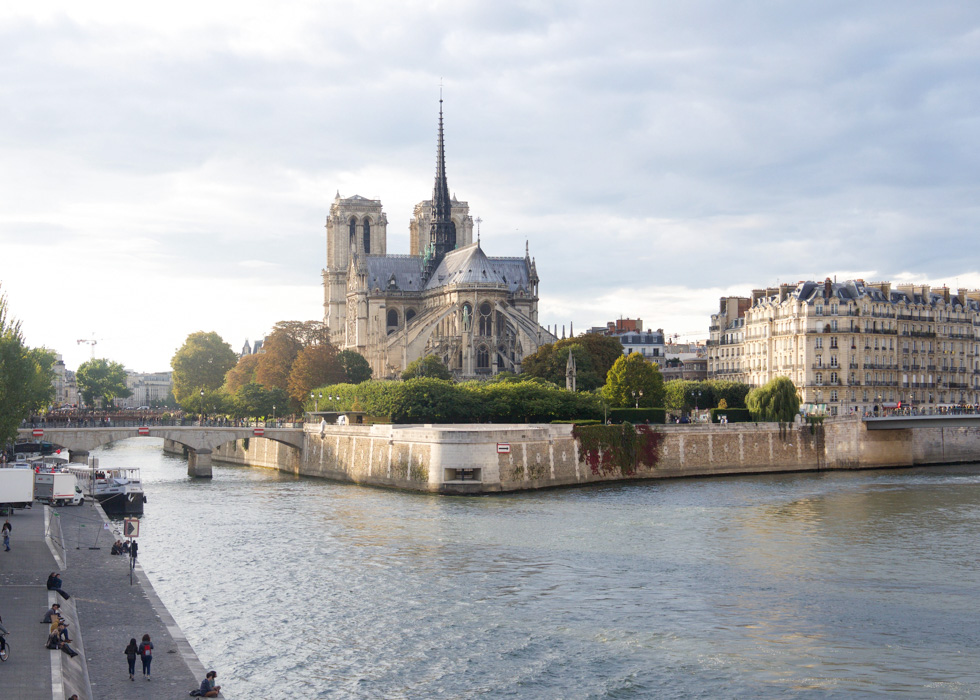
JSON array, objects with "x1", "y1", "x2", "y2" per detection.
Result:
[{"x1": 0, "y1": 499, "x2": 212, "y2": 699}]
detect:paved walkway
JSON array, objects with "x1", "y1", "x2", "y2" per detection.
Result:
[
  {"x1": 55, "y1": 501, "x2": 209, "y2": 699},
  {"x1": 0, "y1": 500, "x2": 212, "y2": 699},
  {"x1": 0, "y1": 504, "x2": 56, "y2": 699}
]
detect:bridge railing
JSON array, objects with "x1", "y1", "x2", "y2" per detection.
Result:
[{"x1": 20, "y1": 419, "x2": 306, "y2": 429}]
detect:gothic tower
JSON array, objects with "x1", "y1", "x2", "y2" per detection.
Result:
[{"x1": 422, "y1": 100, "x2": 457, "y2": 281}]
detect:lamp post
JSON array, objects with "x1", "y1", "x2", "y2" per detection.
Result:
[
  {"x1": 634, "y1": 389, "x2": 643, "y2": 409},
  {"x1": 272, "y1": 405, "x2": 276, "y2": 426},
  {"x1": 199, "y1": 389, "x2": 204, "y2": 426},
  {"x1": 694, "y1": 390, "x2": 702, "y2": 422},
  {"x1": 311, "y1": 391, "x2": 318, "y2": 413}
]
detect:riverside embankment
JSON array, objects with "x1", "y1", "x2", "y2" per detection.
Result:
[
  {"x1": 0, "y1": 499, "x2": 210, "y2": 699},
  {"x1": 197, "y1": 415, "x2": 980, "y2": 493}
]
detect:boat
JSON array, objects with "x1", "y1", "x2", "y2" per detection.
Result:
[{"x1": 66, "y1": 464, "x2": 145, "y2": 516}]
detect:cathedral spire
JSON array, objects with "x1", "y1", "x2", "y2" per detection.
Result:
[{"x1": 423, "y1": 97, "x2": 457, "y2": 281}]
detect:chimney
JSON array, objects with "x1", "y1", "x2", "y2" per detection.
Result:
[
  {"x1": 958, "y1": 288, "x2": 968, "y2": 305},
  {"x1": 944, "y1": 287, "x2": 951, "y2": 303},
  {"x1": 779, "y1": 283, "x2": 793, "y2": 302},
  {"x1": 752, "y1": 289, "x2": 766, "y2": 303},
  {"x1": 824, "y1": 278, "x2": 832, "y2": 299}
]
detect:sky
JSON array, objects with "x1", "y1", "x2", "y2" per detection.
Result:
[{"x1": 2, "y1": 1, "x2": 979, "y2": 372}]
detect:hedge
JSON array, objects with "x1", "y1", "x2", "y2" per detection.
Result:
[
  {"x1": 607, "y1": 408, "x2": 666, "y2": 424},
  {"x1": 710, "y1": 407, "x2": 752, "y2": 423}
]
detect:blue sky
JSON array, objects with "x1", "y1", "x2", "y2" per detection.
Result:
[{"x1": 2, "y1": 1, "x2": 979, "y2": 371}]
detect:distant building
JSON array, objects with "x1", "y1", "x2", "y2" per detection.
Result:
[
  {"x1": 118, "y1": 371, "x2": 173, "y2": 408},
  {"x1": 240, "y1": 338, "x2": 264, "y2": 357},
  {"x1": 707, "y1": 279, "x2": 980, "y2": 415},
  {"x1": 587, "y1": 318, "x2": 666, "y2": 360}
]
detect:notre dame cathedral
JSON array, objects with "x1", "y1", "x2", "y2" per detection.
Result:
[{"x1": 322, "y1": 101, "x2": 556, "y2": 379}]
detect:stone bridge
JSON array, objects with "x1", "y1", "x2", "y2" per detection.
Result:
[{"x1": 16, "y1": 426, "x2": 305, "y2": 477}]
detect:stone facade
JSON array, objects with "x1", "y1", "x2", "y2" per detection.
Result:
[
  {"x1": 708, "y1": 279, "x2": 980, "y2": 415},
  {"x1": 206, "y1": 417, "x2": 980, "y2": 494},
  {"x1": 321, "y1": 103, "x2": 555, "y2": 380}
]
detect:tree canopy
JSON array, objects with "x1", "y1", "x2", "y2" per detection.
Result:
[
  {"x1": 224, "y1": 354, "x2": 260, "y2": 394},
  {"x1": 171, "y1": 331, "x2": 237, "y2": 405},
  {"x1": 254, "y1": 321, "x2": 334, "y2": 399},
  {"x1": 76, "y1": 358, "x2": 131, "y2": 408},
  {"x1": 601, "y1": 352, "x2": 665, "y2": 408},
  {"x1": 522, "y1": 334, "x2": 624, "y2": 389},
  {"x1": 337, "y1": 350, "x2": 373, "y2": 384},
  {"x1": 287, "y1": 344, "x2": 346, "y2": 404},
  {"x1": 402, "y1": 354, "x2": 452, "y2": 381},
  {"x1": 746, "y1": 376, "x2": 801, "y2": 422},
  {"x1": 0, "y1": 289, "x2": 56, "y2": 442}
]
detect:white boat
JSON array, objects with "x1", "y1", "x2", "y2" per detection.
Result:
[{"x1": 66, "y1": 464, "x2": 145, "y2": 516}]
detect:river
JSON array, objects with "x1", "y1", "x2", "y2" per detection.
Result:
[{"x1": 89, "y1": 438, "x2": 980, "y2": 698}]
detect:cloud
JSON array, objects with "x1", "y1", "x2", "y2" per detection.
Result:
[{"x1": 1, "y1": 1, "x2": 979, "y2": 371}]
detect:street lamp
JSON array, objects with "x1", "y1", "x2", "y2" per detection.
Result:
[
  {"x1": 199, "y1": 389, "x2": 204, "y2": 426},
  {"x1": 634, "y1": 389, "x2": 643, "y2": 409},
  {"x1": 272, "y1": 405, "x2": 276, "y2": 426},
  {"x1": 311, "y1": 391, "x2": 318, "y2": 412}
]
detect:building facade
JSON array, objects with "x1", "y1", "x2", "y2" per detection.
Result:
[
  {"x1": 587, "y1": 319, "x2": 666, "y2": 360},
  {"x1": 322, "y1": 102, "x2": 555, "y2": 379},
  {"x1": 708, "y1": 279, "x2": 980, "y2": 415}
]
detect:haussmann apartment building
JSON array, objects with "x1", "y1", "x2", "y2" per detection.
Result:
[{"x1": 707, "y1": 279, "x2": 980, "y2": 416}]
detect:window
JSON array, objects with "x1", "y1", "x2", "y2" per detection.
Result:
[
  {"x1": 386, "y1": 309, "x2": 398, "y2": 329},
  {"x1": 477, "y1": 345, "x2": 490, "y2": 369},
  {"x1": 830, "y1": 372, "x2": 838, "y2": 384},
  {"x1": 363, "y1": 218, "x2": 371, "y2": 254},
  {"x1": 815, "y1": 305, "x2": 823, "y2": 316},
  {"x1": 815, "y1": 337, "x2": 823, "y2": 349},
  {"x1": 478, "y1": 303, "x2": 493, "y2": 336}
]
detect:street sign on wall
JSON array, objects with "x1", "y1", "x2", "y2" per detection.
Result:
[{"x1": 497, "y1": 443, "x2": 511, "y2": 454}]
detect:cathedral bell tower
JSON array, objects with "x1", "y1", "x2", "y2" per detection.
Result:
[{"x1": 422, "y1": 99, "x2": 457, "y2": 281}]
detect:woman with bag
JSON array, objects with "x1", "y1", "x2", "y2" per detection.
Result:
[
  {"x1": 139, "y1": 633, "x2": 153, "y2": 680},
  {"x1": 124, "y1": 638, "x2": 138, "y2": 681}
]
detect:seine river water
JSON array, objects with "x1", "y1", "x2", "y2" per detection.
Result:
[{"x1": 90, "y1": 439, "x2": 980, "y2": 699}]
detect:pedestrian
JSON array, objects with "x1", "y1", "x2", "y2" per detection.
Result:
[
  {"x1": 2, "y1": 519, "x2": 11, "y2": 551},
  {"x1": 42, "y1": 602, "x2": 62, "y2": 624},
  {"x1": 139, "y1": 633, "x2": 153, "y2": 680},
  {"x1": 124, "y1": 637, "x2": 139, "y2": 681}
]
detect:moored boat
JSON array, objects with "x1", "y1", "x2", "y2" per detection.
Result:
[{"x1": 66, "y1": 463, "x2": 145, "y2": 516}]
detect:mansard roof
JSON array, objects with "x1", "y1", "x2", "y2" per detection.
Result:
[{"x1": 753, "y1": 279, "x2": 980, "y2": 311}]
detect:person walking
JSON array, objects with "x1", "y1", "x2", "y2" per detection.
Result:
[
  {"x1": 139, "y1": 633, "x2": 153, "y2": 680},
  {"x1": 124, "y1": 638, "x2": 139, "y2": 681},
  {"x1": 2, "y1": 519, "x2": 11, "y2": 551}
]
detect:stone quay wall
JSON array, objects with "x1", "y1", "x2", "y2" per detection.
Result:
[{"x1": 197, "y1": 416, "x2": 980, "y2": 494}]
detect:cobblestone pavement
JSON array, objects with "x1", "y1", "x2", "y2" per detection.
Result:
[{"x1": 55, "y1": 500, "x2": 210, "y2": 699}]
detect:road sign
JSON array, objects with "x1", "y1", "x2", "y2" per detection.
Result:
[
  {"x1": 137, "y1": 427, "x2": 150, "y2": 436},
  {"x1": 123, "y1": 518, "x2": 140, "y2": 538},
  {"x1": 497, "y1": 443, "x2": 511, "y2": 453},
  {"x1": 253, "y1": 427, "x2": 265, "y2": 436},
  {"x1": 32, "y1": 428, "x2": 43, "y2": 437}
]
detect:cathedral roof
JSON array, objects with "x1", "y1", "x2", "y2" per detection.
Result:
[
  {"x1": 366, "y1": 255, "x2": 423, "y2": 292},
  {"x1": 423, "y1": 242, "x2": 531, "y2": 293}
]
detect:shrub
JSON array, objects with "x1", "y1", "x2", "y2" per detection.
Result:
[
  {"x1": 607, "y1": 408, "x2": 666, "y2": 424},
  {"x1": 710, "y1": 407, "x2": 752, "y2": 423}
]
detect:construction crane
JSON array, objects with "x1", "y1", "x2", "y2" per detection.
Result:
[
  {"x1": 667, "y1": 330, "x2": 707, "y2": 343},
  {"x1": 77, "y1": 337, "x2": 98, "y2": 359}
]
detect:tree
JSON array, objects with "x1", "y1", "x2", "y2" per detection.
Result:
[
  {"x1": 76, "y1": 358, "x2": 132, "y2": 408},
  {"x1": 522, "y1": 335, "x2": 624, "y2": 389},
  {"x1": 402, "y1": 355, "x2": 452, "y2": 381},
  {"x1": 224, "y1": 354, "x2": 260, "y2": 394},
  {"x1": 602, "y1": 353, "x2": 665, "y2": 408},
  {"x1": 0, "y1": 290, "x2": 57, "y2": 443},
  {"x1": 746, "y1": 376, "x2": 800, "y2": 422},
  {"x1": 288, "y1": 344, "x2": 346, "y2": 404},
  {"x1": 255, "y1": 321, "x2": 333, "y2": 391},
  {"x1": 337, "y1": 350, "x2": 373, "y2": 384},
  {"x1": 171, "y1": 331, "x2": 237, "y2": 405}
]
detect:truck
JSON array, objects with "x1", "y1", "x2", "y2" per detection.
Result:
[
  {"x1": 34, "y1": 472, "x2": 83, "y2": 507},
  {"x1": 0, "y1": 467, "x2": 36, "y2": 512}
]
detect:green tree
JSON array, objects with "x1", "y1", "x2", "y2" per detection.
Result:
[
  {"x1": 337, "y1": 350, "x2": 373, "y2": 384},
  {"x1": 171, "y1": 331, "x2": 237, "y2": 405},
  {"x1": 402, "y1": 354, "x2": 452, "y2": 381},
  {"x1": 522, "y1": 335, "x2": 624, "y2": 389},
  {"x1": 602, "y1": 353, "x2": 665, "y2": 408},
  {"x1": 76, "y1": 358, "x2": 132, "y2": 408},
  {"x1": 232, "y1": 382, "x2": 274, "y2": 421},
  {"x1": 0, "y1": 291, "x2": 57, "y2": 442},
  {"x1": 746, "y1": 376, "x2": 801, "y2": 422}
]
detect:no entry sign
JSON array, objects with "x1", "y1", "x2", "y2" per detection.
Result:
[
  {"x1": 253, "y1": 427, "x2": 265, "y2": 436},
  {"x1": 32, "y1": 429, "x2": 43, "y2": 437},
  {"x1": 138, "y1": 427, "x2": 150, "y2": 436}
]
